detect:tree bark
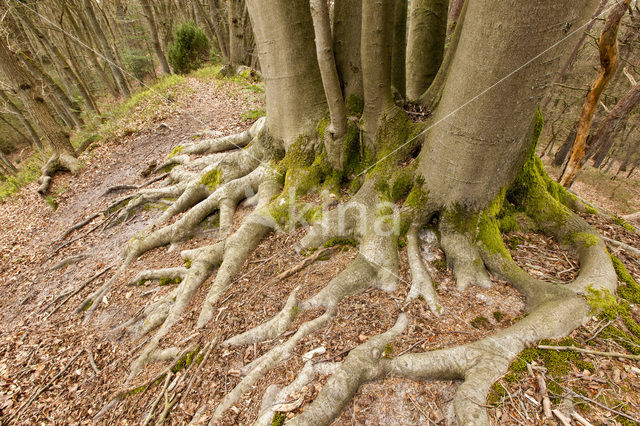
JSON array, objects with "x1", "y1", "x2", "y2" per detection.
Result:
[
  {"x1": 333, "y1": 0, "x2": 363, "y2": 108},
  {"x1": 588, "y1": 80, "x2": 640, "y2": 167},
  {"x1": 140, "y1": 0, "x2": 172, "y2": 75},
  {"x1": 82, "y1": 0, "x2": 131, "y2": 97},
  {"x1": 559, "y1": 0, "x2": 629, "y2": 187},
  {"x1": 361, "y1": 0, "x2": 395, "y2": 153},
  {"x1": 418, "y1": 0, "x2": 600, "y2": 209},
  {"x1": 390, "y1": 0, "x2": 407, "y2": 100},
  {"x1": 0, "y1": 36, "x2": 75, "y2": 155},
  {"x1": 310, "y1": 0, "x2": 348, "y2": 169},
  {"x1": 228, "y1": 0, "x2": 245, "y2": 67},
  {"x1": 405, "y1": 0, "x2": 448, "y2": 102},
  {"x1": 246, "y1": 0, "x2": 327, "y2": 147},
  {"x1": 0, "y1": 90, "x2": 43, "y2": 150}
]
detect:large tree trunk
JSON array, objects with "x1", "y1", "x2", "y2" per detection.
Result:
[
  {"x1": 246, "y1": 0, "x2": 326, "y2": 146},
  {"x1": 68, "y1": 2, "x2": 622, "y2": 426},
  {"x1": 405, "y1": 0, "x2": 448, "y2": 102},
  {"x1": 419, "y1": 0, "x2": 598, "y2": 209}
]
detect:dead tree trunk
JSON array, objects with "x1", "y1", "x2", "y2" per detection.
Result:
[{"x1": 559, "y1": 0, "x2": 629, "y2": 187}]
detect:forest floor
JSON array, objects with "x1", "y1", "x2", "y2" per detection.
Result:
[{"x1": 0, "y1": 68, "x2": 639, "y2": 425}]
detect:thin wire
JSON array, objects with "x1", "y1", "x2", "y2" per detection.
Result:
[
  {"x1": 358, "y1": 3, "x2": 617, "y2": 177},
  {"x1": 15, "y1": 2, "x2": 281, "y2": 175}
]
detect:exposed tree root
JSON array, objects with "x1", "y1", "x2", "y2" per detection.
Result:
[
  {"x1": 71, "y1": 116, "x2": 623, "y2": 426},
  {"x1": 37, "y1": 152, "x2": 81, "y2": 195}
]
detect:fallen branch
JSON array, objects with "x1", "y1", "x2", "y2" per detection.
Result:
[
  {"x1": 602, "y1": 236, "x2": 640, "y2": 257},
  {"x1": 102, "y1": 173, "x2": 168, "y2": 196},
  {"x1": 538, "y1": 345, "x2": 640, "y2": 361},
  {"x1": 43, "y1": 266, "x2": 112, "y2": 320},
  {"x1": 50, "y1": 253, "x2": 89, "y2": 271},
  {"x1": 247, "y1": 247, "x2": 335, "y2": 303},
  {"x1": 9, "y1": 349, "x2": 85, "y2": 423},
  {"x1": 56, "y1": 213, "x2": 100, "y2": 242}
]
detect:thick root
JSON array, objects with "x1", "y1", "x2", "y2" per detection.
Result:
[
  {"x1": 37, "y1": 152, "x2": 81, "y2": 195},
  {"x1": 405, "y1": 225, "x2": 441, "y2": 314},
  {"x1": 439, "y1": 215, "x2": 492, "y2": 291}
]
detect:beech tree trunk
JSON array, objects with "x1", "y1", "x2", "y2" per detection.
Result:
[
  {"x1": 405, "y1": 0, "x2": 448, "y2": 102},
  {"x1": 333, "y1": 0, "x2": 363, "y2": 106}
]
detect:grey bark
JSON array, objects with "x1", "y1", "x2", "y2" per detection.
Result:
[
  {"x1": 246, "y1": 0, "x2": 327, "y2": 147},
  {"x1": 333, "y1": 0, "x2": 363, "y2": 107},
  {"x1": 406, "y1": 0, "x2": 448, "y2": 102},
  {"x1": 418, "y1": 0, "x2": 600, "y2": 209}
]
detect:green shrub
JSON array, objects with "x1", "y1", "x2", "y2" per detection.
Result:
[
  {"x1": 123, "y1": 49, "x2": 154, "y2": 81},
  {"x1": 167, "y1": 21, "x2": 210, "y2": 74}
]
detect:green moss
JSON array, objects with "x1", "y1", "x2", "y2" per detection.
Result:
[
  {"x1": 324, "y1": 237, "x2": 357, "y2": 248},
  {"x1": 272, "y1": 412, "x2": 286, "y2": 426},
  {"x1": 345, "y1": 94, "x2": 364, "y2": 116},
  {"x1": 571, "y1": 232, "x2": 600, "y2": 247},
  {"x1": 493, "y1": 311, "x2": 504, "y2": 322},
  {"x1": 504, "y1": 373, "x2": 518, "y2": 383},
  {"x1": 586, "y1": 286, "x2": 624, "y2": 321},
  {"x1": 200, "y1": 168, "x2": 223, "y2": 191},
  {"x1": 487, "y1": 382, "x2": 507, "y2": 406},
  {"x1": 611, "y1": 215, "x2": 636, "y2": 233},
  {"x1": 159, "y1": 277, "x2": 181, "y2": 286},
  {"x1": 44, "y1": 196, "x2": 58, "y2": 210},
  {"x1": 81, "y1": 300, "x2": 93, "y2": 311},
  {"x1": 290, "y1": 305, "x2": 299, "y2": 321},
  {"x1": 169, "y1": 145, "x2": 184, "y2": 158},
  {"x1": 184, "y1": 258, "x2": 192, "y2": 268},
  {"x1": 611, "y1": 254, "x2": 640, "y2": 304},
  {"x1": 433, "y1": 258, "x2": 447, "y2": 272},
  {"x1": 383, "y1": 343, "x2": 394, "y2": 358},
  {"x1": 471, "y1": 316, "x2": 491, "y2": 329},
  {"x1": 171, "y1": 347, "x2": 201, "y2": 373},
  {"x1": 584, "y1": 205, "x2": 598, "y2": 215},
  {"x1": 477, "y1": 214, "x2": 512, "y2": 259},
  {"x1": 138, "y1": 278, "x2": 148, "y2": 286}
]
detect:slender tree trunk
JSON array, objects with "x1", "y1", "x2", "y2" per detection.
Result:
[
  {"x1": 140, "y1": 0, "x2": 171, "y2": 75},
  {"x1": 228, "y1": 0, "x2": 245, "y2": 67},
  {"x1": 0, "y1": 151, "x2": 18, "y2": 175},
  {"x1": 559, "y1": 0, "x2": 629, "y2": 187},
  {"x1": 541, "y1": 0, "x2": 608, "y2": 110},
  {"x1": 390, "y1": 0, "x2": 407, "y2": 100},
  {"x1": 310, "y1": 0, "x2": 348, "y2": 169},
  {"x1": 82, "y1": 0, "x2": 131, "y2": 97},
  {"x1": 361, "y1": 0, "x2": 395, "y2": 153},
  {"x1": 333, "y1": 0, "x2": 363, "y2": 108},
  {"x1": 588, "y1": 80, "x2": 640, "y2": 167},
  {"x1": 209, "y1": 0, "x2": 230, "y2": 60},
  {"x1": 417, "y1": 0, "x2": 466, "y2": 110},
  {"x1": 196, "y1": 0, "x2": 228, "y2": 60},
  {"x1": 405, "y1": 0, "x2": 448, "y2": 102}
]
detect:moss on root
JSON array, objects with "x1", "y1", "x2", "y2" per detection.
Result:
[
  {"x1": 171, "y1": 347, "x2": 201, "y2": 373},
  {"x1": 200, "y1": 168, "x2": 223, "y2": 191}
]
